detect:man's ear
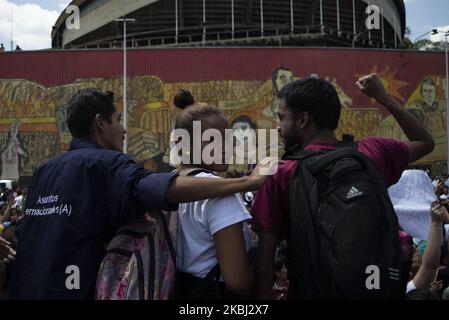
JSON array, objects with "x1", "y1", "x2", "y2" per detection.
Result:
[
  {"x1": 93, "y1": 114, "x2": 106, "y2": 133},
  {"x1": 296, "y1": 111, "x2": 311, "y2": 129}
]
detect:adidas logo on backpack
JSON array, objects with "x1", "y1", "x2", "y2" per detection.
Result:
[{"x1": 346, "y1": 186, "x2": 363, "y2": 200}]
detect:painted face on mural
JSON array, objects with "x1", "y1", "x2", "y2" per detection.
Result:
[
  {"x1": 100, "y1": 109, "x2": 126, "y2": 152},
  {"x1": 275, "y1": 69, "x2": 294, "y2": 93},
  {"x1": 232, "y1": 121, "x2": 252, "y2": 133},
  {"x1": 421, "y1": 83, "x2": 436, "y2": 107}
]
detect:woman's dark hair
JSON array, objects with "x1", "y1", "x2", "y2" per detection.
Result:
[
  {"x1": 173, "y1": 89, "x2": 195, "y2": 109},
  {"x1": 67, "y1": 88, "x2": 115, "y2": 139},
  {"x1": 173, "y1": 90, "x2": 224, "y2": 134},
  {"x1": 277, "y1": 77, "x2": 342, "y2": 130},
  {"x1": 172, "y1": 90, "x2": 226, "y2": 166}
]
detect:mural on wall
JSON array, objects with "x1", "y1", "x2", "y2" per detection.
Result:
[
  {"x1": 376, "y1": 72, "x2": 448, "y2": 174},
  {"x1": 1, "y1": 120, "x2": 27, "y2": 180},
  {"x1": 0, "y1": 49, "x2": 447, "y2": 179}
]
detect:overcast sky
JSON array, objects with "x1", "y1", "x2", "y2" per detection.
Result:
[{"x1": 0, "y1": 0, "x2": 448, "y2": 50}]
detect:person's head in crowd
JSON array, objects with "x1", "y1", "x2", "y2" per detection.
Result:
[
  {"x1": 412, "y1": 239, "x2": 449, "y2": 276},
  {"x1": 0, "y1": 202, "x2": 6, "y2": 216},
  {"x1": 2, "y1": 217, "x2": 23, "y2": 250},
  {"x1": 443, "y1": 186, "x2": 449, "y2": 196},
  {"x1": 9, "y1": 208, "x2": 18, "y2": 223},
  {"x1": 1, "y1": 189, "x2": 11, "y2": 200},
  {"x1": 2, "y1": 226, "x2": 16, "y2": 251},
  {"x1": 405, "y1": 288, "x2": 440, "y2": 300},
  {"x1": 277, "y1": 77, "x2": 341, "y2": 151},
  {"x1": 173, "y1": 89, "x2": 230, "y2": 172},
  {"x1": 67, "y1": 88, "x2": 125, "y2": 152}
]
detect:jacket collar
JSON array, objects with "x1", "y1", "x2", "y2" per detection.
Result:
[{"x1": 69, "y1": 138, "x2": 104, "y2": 151}]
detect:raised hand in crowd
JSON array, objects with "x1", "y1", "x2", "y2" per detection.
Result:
[
  {"x1": 410, "y1": 201, "x2": 444, "y2": 293},
  {"x1": 357, "y1": 73, "x2": 435, "y2": 163},
  {"x1": 0, "y1": 237, "x2": 15, "y2": 264},
  {"x1": 435, "y1": 178, "x2": 448, "y2": 197},
  {"x1": 0, "y1": 194, "x2": 15, "y2": 224}
]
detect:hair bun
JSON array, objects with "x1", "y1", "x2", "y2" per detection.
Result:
[{"x1": 174, "y1": 89, "x2": 195, "y2": 110}]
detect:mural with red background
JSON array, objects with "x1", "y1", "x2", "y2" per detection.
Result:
[{"x1": 0, "y1": 48, "x2": 447, "y2": 179}]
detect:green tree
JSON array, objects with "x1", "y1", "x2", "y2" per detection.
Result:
[{"x1": 401, "y1": 27, "x2": 446, "y2": 51}]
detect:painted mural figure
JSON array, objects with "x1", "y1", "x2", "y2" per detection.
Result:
[
  {"x1": 408, "y1": 78, "x2": 446, "y2": 137},
  {"x1": 0, "y1": 63, "x2": 447, "y2": 180},
  {"x1": 1, "y1": 120, "x2": 28, "y2": 180},
  {"x1": 407, "y1": 77, "x2": 447, "y2": 161},
  {"x1": 55, "y1": 105, "x2": 71, "y2": 145},
  {"x1": 263, "y1": 67, "x2": 294, "y2": 119}
]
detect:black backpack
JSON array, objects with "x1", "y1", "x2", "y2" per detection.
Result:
[{"x1": 283, "y1": 134, "x2": 405, "y2": 300}]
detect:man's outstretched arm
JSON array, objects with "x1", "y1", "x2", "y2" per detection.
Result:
[
  {"x1": 356, "y1": 73, "x2": 435, "y2": 163},
  {"x1": 166, "y1": 158, "x2": 281, "y2": 205}
]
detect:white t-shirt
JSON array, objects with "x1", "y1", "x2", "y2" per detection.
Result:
[
  {"x1": 176, "y1": 172, "x2": 252, "y2": 279},
  {"x1": 406, "y1": 280, "x2": 416, "y2": 294},
  {"x1": 13, "y1": 194, "x2": 23, "y2": 209}
]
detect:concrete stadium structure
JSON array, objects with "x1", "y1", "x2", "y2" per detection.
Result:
[{"x1": 51, "y1": 0, "x2": 406, "y2": 49}]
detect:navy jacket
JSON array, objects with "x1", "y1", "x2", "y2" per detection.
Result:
[{"x1": 10, "y1": 139, "x2": 177, "y2": 299}]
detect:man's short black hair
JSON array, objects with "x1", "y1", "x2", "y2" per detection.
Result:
[
  {"x1": 277, "y1": 77, "x2": 342, "y2": 130},
  {"x1": 67, "y1": 88, "x2": 115, "y2": 139}
]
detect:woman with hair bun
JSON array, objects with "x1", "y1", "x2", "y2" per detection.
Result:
[
  {"x1": 173, "y1": 89, "x2": 195, "y2": 109},
  {"x1": 172, "y1": 90, "x2": 254, "y2": 300}
]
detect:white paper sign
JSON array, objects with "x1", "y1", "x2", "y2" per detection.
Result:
[{"x1": 388, "y1": 170, "x2": 437, "y2": 241}]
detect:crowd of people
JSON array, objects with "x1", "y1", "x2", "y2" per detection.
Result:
[
  {"x1": 0, "y1": 186, "x2": 27, "y2": 299},
  {"x1": 0, "y1": 73, "x2": 448, "y2": 300}
]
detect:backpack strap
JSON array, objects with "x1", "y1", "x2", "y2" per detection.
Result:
[
  {"x1": 283, "y1": 135, "x2": 357, "y2": 162},
  {"x1": 306, "y1": 148, "x2": 369, "y2": 176},
  {"x1": 160, "y1": 168, "x2": 214, "y2": 266},
  {"x1": 159, "y1": 212, "x2": 177, "y2": 266},
  {"x1": 282, "y1": 144, "x2": 324, "y2": 162}
]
